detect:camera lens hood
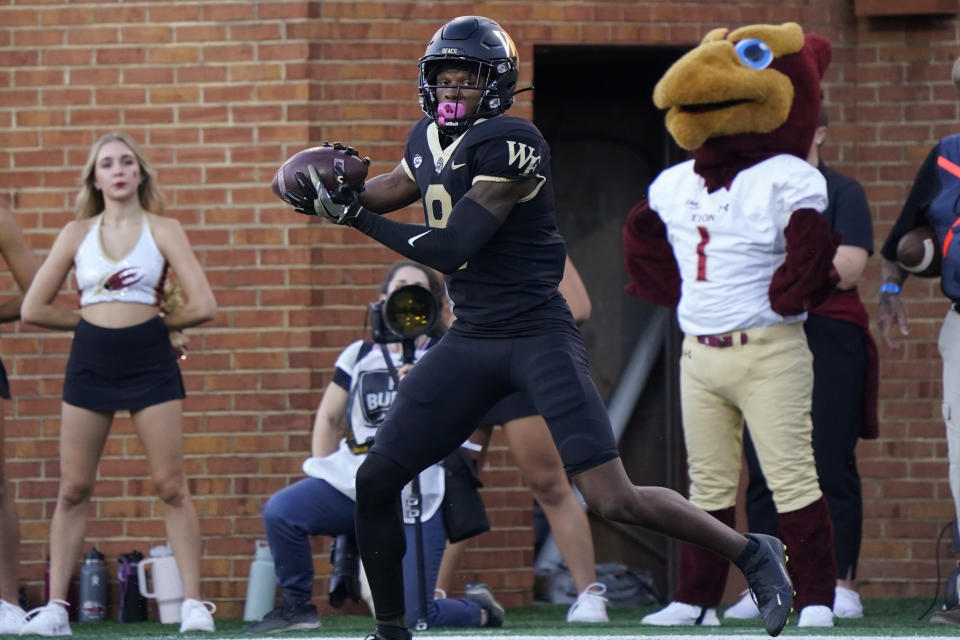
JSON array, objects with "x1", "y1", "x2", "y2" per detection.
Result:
[{"x1": 382, "y1": 284, "x2": 438, "y2": 339}]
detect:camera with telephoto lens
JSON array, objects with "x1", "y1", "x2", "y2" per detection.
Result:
[
  {"x1": 328, "y1": 534, "x2": 362, "y2": 609},
  {"x1": 369, "y1": 284, "x2": 438, "y2": 344}
]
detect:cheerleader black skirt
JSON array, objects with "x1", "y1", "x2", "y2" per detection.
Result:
[{"x1": 63, "y1": 316, "x2": 185, "y2": 412}]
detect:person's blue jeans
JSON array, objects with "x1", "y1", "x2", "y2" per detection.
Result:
[
  {"x1": 261, "y1": 476, "x2": 482, "y2": 627},
  {"x1": 402, "y1": 503, "x2": 481, "y2": 627}
]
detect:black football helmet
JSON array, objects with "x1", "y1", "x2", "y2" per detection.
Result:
[{"x1": 418, "y1": 16, "x2": 519, "y2": 137}]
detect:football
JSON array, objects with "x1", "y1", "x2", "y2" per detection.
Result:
[
  {"x1": 271, "y1": 142, "x2": 370, "y2": 204},
  {"x1": 896, "y1": 225, "x2": 942, "y2": 278}
]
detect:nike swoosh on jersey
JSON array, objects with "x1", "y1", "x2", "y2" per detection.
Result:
[
  {"x1": 408, "y1": 230, "x2": 432, "y2": 246},
  {"x1": 451, "y1": 161, "x2": 466, "y2": 170}
]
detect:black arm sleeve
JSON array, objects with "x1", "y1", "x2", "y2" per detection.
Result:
[
  {"x1": 880, "y1": 144, "x2": 940, "y2": 261},
  {"x1": 351, "y1": 197, "x2": 502, "y2": 274}
]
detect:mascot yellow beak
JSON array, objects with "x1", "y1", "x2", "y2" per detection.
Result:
[{"x1": 653, "y1": 23, "x2": 806, "y2": 151}]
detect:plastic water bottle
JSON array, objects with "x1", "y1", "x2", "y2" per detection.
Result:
[
  {"x1": 243, "y1": 540, "x2": 277, "y2": 621},
  {"x1": 78, "y1": 547, "x2": 107, "y2": 622},
  {"x1": 116, "y1": 550, "x2": 147, "y2": 623},
  {"x1": 138, "y1": 544, "x2": 184, "y2": 624}
]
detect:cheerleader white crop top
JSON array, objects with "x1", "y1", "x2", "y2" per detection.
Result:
[{"x1": 75, "y1": 214, "x2": 168, "y2": 307}]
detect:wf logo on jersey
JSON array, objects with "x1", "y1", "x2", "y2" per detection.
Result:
[
  {"x1": 506, "y1": 141, "x2": 541, "y2": 176},
  {"x1": 356, "y1": 370, "x2": 397, "y2": 426},
  {"x1": 97, "y1": 267, "x2": 144, "y2": 295}
]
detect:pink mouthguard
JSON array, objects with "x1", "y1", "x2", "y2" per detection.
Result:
[{"x1": 437, "y1": 102, "x2": 467, "y2": 125}]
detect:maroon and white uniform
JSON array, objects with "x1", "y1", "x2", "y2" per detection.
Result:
[
  {"x1": 649, "y1": 154, "x2": 827, "y2": 335},
  {"x1": 637, "y1": 153, "x2": 839, "y2": 615},
  {"x1": 75, "y1": 213, "x2": 168, "y2": 308}
]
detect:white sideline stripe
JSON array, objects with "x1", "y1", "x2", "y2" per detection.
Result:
[{"x1": 236, "y1": 636, "x2": 960, "y2": 640}]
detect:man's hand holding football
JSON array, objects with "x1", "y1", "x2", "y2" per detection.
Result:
[{"x1": 287, "y1": 164, "x2": 364, "y2": 226}]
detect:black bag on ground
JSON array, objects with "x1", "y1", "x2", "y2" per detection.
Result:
[
  {"x1": 117, "y1": 551, "x2": 147, "y2": 622},
  {"x1": 440, "y1": 448, "x2": 490, "y2": 543}
]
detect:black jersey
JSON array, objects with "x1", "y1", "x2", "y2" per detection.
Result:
[
  {"x1": 819, "y1": 163, "x2": 873, "y2": 256},
  {"x1": 402, "y1": 116, "x2": 570, "y2": 337}
]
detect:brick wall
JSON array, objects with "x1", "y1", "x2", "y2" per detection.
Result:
[
  {"x1": 1, "y1": 0, "x2": 958, "y2": 617},
  {"x1": 834, "y1": 10, "x2": 960, "y2": 598}
]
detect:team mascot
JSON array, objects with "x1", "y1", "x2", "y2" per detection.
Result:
[{"x1": 624, "y1": 23, "x2": 840, "y2": 628}]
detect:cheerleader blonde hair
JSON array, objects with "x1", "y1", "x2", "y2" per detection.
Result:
[
  {"x1": 160, "y1": 277, "x2": 189, "y2": 359},
  {"x1": 75, "y1": 132, "x2": 165, "y2": 219}
]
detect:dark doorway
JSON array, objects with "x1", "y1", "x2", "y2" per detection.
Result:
[
  {"x1": 532, "y1": 44, "x2": 687, "y2": 400},
  {"x1": 533, "y1": 44, "x2": 689, "y2": 597}
]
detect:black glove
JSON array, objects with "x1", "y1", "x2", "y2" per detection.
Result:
[{"x1": 286, "y1": 164, "x2": 364, "y2": 225}]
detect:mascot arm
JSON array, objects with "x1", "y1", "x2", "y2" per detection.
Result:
[
  {"x1": 622, "y1": 200, "x2": 682, "y2": 308},
  {"x1": 769, "y1": 208, "x2": 841, "y2": 316}
]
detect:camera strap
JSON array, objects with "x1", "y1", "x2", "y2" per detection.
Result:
[
  {"x1": 345, "y1": 341, "x2": 376, "y2": 455},
  {"x1": 379, "y1": 343, "x2": 402, "y2": 383}
]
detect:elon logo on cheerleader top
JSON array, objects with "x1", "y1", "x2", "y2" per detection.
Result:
[{"x1": 100, "y1": 267, "x2": 144, "y2": 293}]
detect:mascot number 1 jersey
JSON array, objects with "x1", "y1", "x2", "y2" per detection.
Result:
[
  {"x1": 649, "y1": 154, "x2": 828, "y2": 335},
  {"x1": 402, "y1": 116, "x2": 569, "y2": 336}
]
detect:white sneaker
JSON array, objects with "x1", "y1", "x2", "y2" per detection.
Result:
[
  {"x1": 723, "y1": 589, "x2": 760, "y2": 619},
  {"x1": 20, "y1": 600, "x2": 71, "y2": 636},
  {"x1": 797, "y1": 604, "x2": 835, "y2": 627},
  {"x1": 641, "y1": 601, "x2": 720, "y2": 626},
  {"x1": 179, "y1": 598, "x2": 216, "y2": 633},
  {"x1": 566, "y1": 582, "x2": 609, "y2": 623},
  {"x1": 833, "y1": 585, "x2": 863, "y2": 618},
  {"x1": 0, "y1": 599, "x2": 27, "y2": 634}
]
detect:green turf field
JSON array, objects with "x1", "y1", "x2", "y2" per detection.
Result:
[{"x1": 5, "y1": 598, "x2": 958, "y2": 639}]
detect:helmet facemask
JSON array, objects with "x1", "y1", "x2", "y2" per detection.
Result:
[{"x1": 419, "y1": 57, "x2": 516, "y2": 137}]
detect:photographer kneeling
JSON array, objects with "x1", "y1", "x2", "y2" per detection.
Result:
[{"x1": 244, "y1": 262, "x2": 502, "y2": 634}]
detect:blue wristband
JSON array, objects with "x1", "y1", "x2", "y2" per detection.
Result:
[{"x1": 880, "y1": 282, "x2": 901, "y2": 295}]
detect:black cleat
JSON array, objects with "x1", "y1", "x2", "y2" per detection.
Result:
[
  {"x1": 740, "y1": 533, "x2": 793, "y2": 637},
  {"x1": 363, "y1": 628, "x2": 413, "y2": 640}
]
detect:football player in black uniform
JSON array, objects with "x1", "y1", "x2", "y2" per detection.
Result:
[{"x1": 285, "y1": 15, "x2": 795, "y2": 640}]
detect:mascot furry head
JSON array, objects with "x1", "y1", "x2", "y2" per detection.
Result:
[
  {"x1": 623, "y1": 22, "x2": 838, "y2": 315},
  {"x1": 654, "y1": 22, "x2": 831, "y2": 190}
]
